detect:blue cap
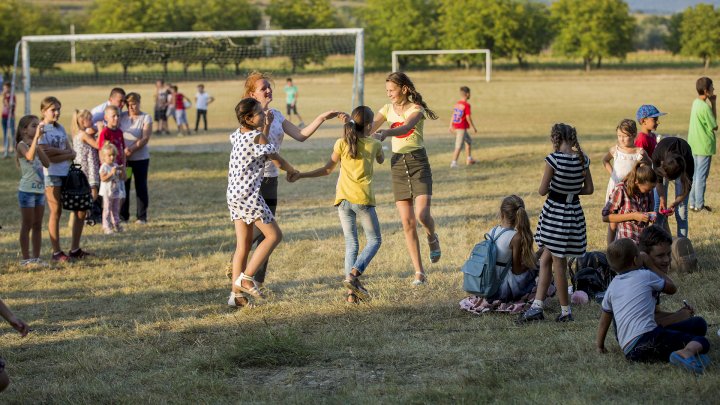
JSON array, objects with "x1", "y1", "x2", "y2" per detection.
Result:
[{"x1": 636, "y1": 105, "x2": 667, "y2": 122}]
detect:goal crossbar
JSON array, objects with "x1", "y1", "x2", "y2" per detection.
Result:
[
  {"x1": 18, "y1": 28, "x2": 365, "y2": 113},
  {"x1": 391, "y1": 49, "x2": 491, "y2": 82}
]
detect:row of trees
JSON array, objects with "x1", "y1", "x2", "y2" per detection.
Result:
[{"x1": 1, "y1": 0, "x2": 719, "y2": 77}]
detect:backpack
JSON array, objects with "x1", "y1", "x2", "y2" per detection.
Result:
[
  {"x1": 61, "y1": 164, "x2": 93, "y2": 211},
  {"x1": 461, "y1": 227, "x2": 512, "y2": 298},
  {"x1": 568, "y1": 251, "x2": 615, "y2": 298},
  {"x1": 670, "y1": 237, "x2": 697, "y2": 273}
]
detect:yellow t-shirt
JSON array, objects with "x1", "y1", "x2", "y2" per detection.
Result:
[
  {"x1": 333, "y1": 137, "x2": 382, "y2": 206},
  {"x1": 378, "y1": 103, "x2": 425, "y2": 154}
]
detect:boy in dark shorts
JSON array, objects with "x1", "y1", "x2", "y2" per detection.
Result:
[
  {"x1": 154, "y1": 79, "x2": 169, "y2": 135},
  {"x1": 597, "y1": 238, "x2": 710, "y2": 374}
]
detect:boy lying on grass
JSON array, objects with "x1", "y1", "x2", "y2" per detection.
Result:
[{"x1": 596, "y1": 238, "x2": 711, "y2": 374}]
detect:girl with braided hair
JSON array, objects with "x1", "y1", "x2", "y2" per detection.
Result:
[
  {"x1": 518, "y1": 123, "x2": 594, "y2": 323},
  {"x1": 372, "y1": 72, "x2": 439, "y2": 286}
]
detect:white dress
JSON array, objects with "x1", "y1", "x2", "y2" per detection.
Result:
[
  {"x1": 605, "y1": 146, "x2": 645, "y2": 201},
  {"x1": 226, "y1": 129, "x2": 277, "y2": 224}
]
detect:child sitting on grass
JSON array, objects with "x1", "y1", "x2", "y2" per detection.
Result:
[{"x1": 597, "y1": 238, "x2": 711, "y2": 374}]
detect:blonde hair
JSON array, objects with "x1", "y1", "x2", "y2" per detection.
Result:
[
  {"x1": 126, "y1": 92, "x2": 141, "y2": 104},
  {"x1": 500, "y1": 195, "x2": 536, "y2": 269},
  {"x1": 101, "y1": 142, "x2": 118, "y2": 157},
  {"x1": 71, "y1": 109, "x2": 92, "y2": 135}
]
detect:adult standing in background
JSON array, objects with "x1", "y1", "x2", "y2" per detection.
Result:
[
  {"x1": 120, "y1": 92, "x2": 152, "y2": 224},
  {"x1": 91, "y1": 88, "x2": 126, "y2": 126}
]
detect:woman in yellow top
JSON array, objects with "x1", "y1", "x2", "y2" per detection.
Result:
[
  {"x1": 291, "y1": 106, "x2": 384, "y2": 303},
  {"x1": 372, "y1": 72, "x2": 440, "y2": 285}
]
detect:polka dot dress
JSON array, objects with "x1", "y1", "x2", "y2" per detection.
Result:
[{"x1": 226, "y1": 129, "x2": 277, "y2": 224}]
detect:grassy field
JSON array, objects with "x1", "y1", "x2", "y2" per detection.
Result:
[{"x1": 1, "y1": 69, "x2": 720, "y2": 403}]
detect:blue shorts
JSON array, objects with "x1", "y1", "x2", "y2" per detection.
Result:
[
  {"x1": 18, "y1": 191, "x2": 46, "y2": 208},
  {"x1": 45, "y1": 175, "x2": 65, "y2": 188}
]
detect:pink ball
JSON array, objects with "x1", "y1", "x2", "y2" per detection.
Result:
[{"x1": 571, "y1": 290, "x2": 589, "y2": 305}]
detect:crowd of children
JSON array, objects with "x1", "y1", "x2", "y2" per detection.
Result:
[{"x1": 3, "y1": 73, "x2": 716, "y2": 391}]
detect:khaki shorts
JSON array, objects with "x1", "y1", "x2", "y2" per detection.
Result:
[{"x1": 454, "y1": 129, "x2": 472, "y2": 149}]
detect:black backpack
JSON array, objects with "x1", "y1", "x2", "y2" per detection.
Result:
[
  {"x1": 568, "y1": 251, "x2": 615, "y2": 298},
  {"x1": 61, "y1": 164, "x2": 93, "y2": 211}
]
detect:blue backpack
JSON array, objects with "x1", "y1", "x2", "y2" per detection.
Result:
[{"x1": 461, "y1": 227, "x2": 512, "y2": 297}]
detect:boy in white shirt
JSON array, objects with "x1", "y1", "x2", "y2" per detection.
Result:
[
  {"x1": 194, "y1": 84, "x2": 214, "y2": 132},
  {"x1": 597, "y1": 238, "x2": 710, "y2": 374}
]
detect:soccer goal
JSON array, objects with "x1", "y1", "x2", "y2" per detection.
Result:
[
  {"x1": 391, "y1": 49, "x2": 492, "y2": 82},
  {"x1": 14, "y1": 28, "x2": 365, "y2": 114}
]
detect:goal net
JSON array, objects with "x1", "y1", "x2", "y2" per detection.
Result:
[
  {"x1": 391, "y1": 49, "x2": 492, "y2": 82},
  {"x1": 14, "y1": 28, "x2": 365, "y2": 114}
]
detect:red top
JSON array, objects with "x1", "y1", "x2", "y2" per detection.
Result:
[
  {"x1": 635, "y1": 132, "x2": 657, "y2": 157},
  {"x1": 451, "y1": 100, "x2": 471, "y2": 129},
  {"x1": 175, "y1": 93, "x2": 185, "y2": 110},
  {"x1": 98, "y1": 127, "x2": 126, "y2": 165},
  {"x1": 2, "y1": 93, "x2": 15, "y2": 119}
]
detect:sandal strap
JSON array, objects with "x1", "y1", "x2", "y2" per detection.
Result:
[{"x1": 240, "y1": 272, "x2": 256, "y2": 281}]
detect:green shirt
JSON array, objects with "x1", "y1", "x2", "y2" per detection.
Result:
[
  {"x1": 284, "y1": 85, "x2": 298, "y2": 104},
  {"x1": 688, "y1": 98, "x2": 717, "y2": 156}
]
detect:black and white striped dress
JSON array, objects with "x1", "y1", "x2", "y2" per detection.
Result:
[{"x1": 535, "y1": 152, "x2": 590, "y2": 258}]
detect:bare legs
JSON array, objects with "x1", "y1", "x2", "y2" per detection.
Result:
[
  {"x1": 19, "y1": 205, "x2": 44, "y2": 260},
  {"x1": 231, "y1": 219, "x2": 282, "y2": 293},
  {"x1": 396, "y1": 195, "x2": 436, "y2": 282},
  {"x1": 45, "y1": 186, "x2": 62, "y2": 253},
  {"x1": 534, "y1": 248, "x2": 569, "y2": 306}
]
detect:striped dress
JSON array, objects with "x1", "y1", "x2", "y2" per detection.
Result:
[{"x1": 535, "y1": 152, "x2": 590, "y2": 258}]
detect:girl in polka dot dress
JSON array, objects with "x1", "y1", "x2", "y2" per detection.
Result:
[{"x1": 227, "y1": 98, "x2": 297, "y2": 307}]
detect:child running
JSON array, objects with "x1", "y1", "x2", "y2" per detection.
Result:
[
  {"x1": 289, "y1": 106, "x2": 384, "y2": 303},
  {"x1": 602, "y1": 119, "x2": 650, "y2": 244},
  {"x1": 449, "y1": 86, "x2": 477, "y2": 168},
  {"x1": 99, "y1": 143, "x2": 126, "y2": 234},
  {"x1": 602, "y1": 162, "x2": 657, "y2": 244},
  {"x1": 372, "y1": 72, "x2": 440, "y2": 285},
  {"x1": 71, "y1": 109, "x2": 100, "y2": 225},
  {"x1": 460, "y1": 195, "x2": 538, "y2": 313},
  {"x1": 597, "y1": 238, "x2": 711, "y2": 374},
  {"x1": 227, "y1": 98, "x2": 296, "y2": 307},
  {"x1": 518, "y1": 123, "x2": 593, "y2": 323},
  {"x1": 15, "y1": 115, "x2": 50, "y2": 266}
]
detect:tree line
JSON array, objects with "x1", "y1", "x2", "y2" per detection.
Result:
[{"x1": 1, "y1": 0, "x2": 719, "y2": 78}]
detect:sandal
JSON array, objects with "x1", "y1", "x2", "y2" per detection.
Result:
[
  {"x1": 234, "y1": 272, "x2": 265, "y2": 299},
  {"x1": 428, "y1": 234, "x2": 441, "y2": 263},
  {"x1": 228, "y1": 291, "x2": 255, "y2": 308},
  {"x1": 346, "y1": 291, "x2": 359, "y2": 304},
  {"x1": 669, "y1": 352, "x2": 705, "y2": 374},
  {"x1": 342, "y1": 275, "x2": 369, "y2": 300},
  {"x1": 412, "y1": 272, "x2": 427, "y2": 286}
]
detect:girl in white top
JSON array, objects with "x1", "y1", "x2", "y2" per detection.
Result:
[
  {"x1": 15, "y1": 115, "x2": 50, "y2": 266},
  {"x1": 233, "y1": 71, "x2": 337, "y2": 288},
  {"x1": 602, "y1": 119, "x2": 650, "y2": 244}
]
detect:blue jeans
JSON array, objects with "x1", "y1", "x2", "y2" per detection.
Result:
[
  {"x1": 655, "y1": 177, "x2": 689, "y2": 237},
  {"x1": 337, "y1": 200, "x2": 382, "y2": 276},
  {"x1": 625, "y1": 317, "x2": 709, "y2": 362},
  {"x1": 2, "y1": 117, "x2": 15, "y2": 156},
  {"x1": 689, "y1": 155, "x2": 712, "y2": 209}
]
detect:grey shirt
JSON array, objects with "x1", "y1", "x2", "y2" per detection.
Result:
[
  {"x1": 601, "y1": 269, "x2": 665, "y2": 350},
  {"x1": 120, "y1": 112, "x2": 152, "y2": 161}
]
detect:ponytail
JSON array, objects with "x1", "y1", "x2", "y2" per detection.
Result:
[
  {"x1": 344, "y1": 106, "x2": 374, "y2": 159},
  {"x1": 500, "y1": 195, "x2": 536, "y2": 269},
  {"x1": 624, "y1": 161, "x2": 657, "y2": 198}
]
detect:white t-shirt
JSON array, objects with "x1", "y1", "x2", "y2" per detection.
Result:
[
  {"x1": 91, "y1": 101, "x2": 109, "y2": 125},
  {"x1": 602, "y1": 269, "x2": 665, "y2": 351},
  {"x1": 263, "y1": 108, "x2": 286, "y2": 178},
  {"x1": 99, "y1": 163, "x2": 126, "y2": 199},
  {"x1": 120, "y1": 112, "x2": 152, "y2": 161},
  {"x1": 196, "y1": 92, "x2": 211, "y2": 110},
  {"x1": 38, "y1": 123, "x2": 71, "y2": 177}
]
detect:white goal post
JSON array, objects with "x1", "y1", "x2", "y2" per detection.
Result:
[
  {"x1": 391, "y1": 49, "x2": 492, "y2": 82},
  {"x1": 17, "y1": 28, "x2": 365, "y2": 114}
]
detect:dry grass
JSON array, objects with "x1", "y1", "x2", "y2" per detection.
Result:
[{"x1": 1, "y1": 69, "x2": 719, "y2": 403}]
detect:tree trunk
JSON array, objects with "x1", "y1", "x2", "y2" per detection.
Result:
[
  {"x1": 704, "y1": 56, "x2": 711, "y2": 70},
  {"x1": 584, "y1": 57, "x2": 591, "y2": 72},
  {"x1": 517, "y1": 55, "x2": 525, "y2": 68},
  {"x1": 93, "y1": 62, "x2": 99, "y2": 80},
  {"x1": 163, "y1": 61, "x2": 168, "y2": 77},
  {"x1": 596, "y1": 56, "x2": 602, "y2": 69},
  {"x1": 234, "y1": 62, "x2": 241, "y2": 76},
  {"x1": 183, "y1": 63, "x2": 189, "y2": 78},
  {"x1": 122, "y1": 64, "x2": 128, "y2": 80},
  {"x1": 463, "y1": 60, "x2": 470, "y2": 70},
  {"x1": 201, "y1": 62, "x2": 207, "y2": 78}
]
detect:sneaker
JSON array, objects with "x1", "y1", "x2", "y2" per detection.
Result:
[
  {"x1": 51, "y1": 251, "x2": 71, "y2": 262},
  {"x1": 466, "y1": 157, "x2": 477, "y2": 165},
  {"x1": 32, "y1": 258, "x2": 49, "y2": 267},
  {"x1": 556, "y1": 313, "x2": 575, "y2": 322},
  {"x1": 115, "y1": 225, "x2": 124, "y2": 233},
  {"x1": 517, "y1": 307, "x2": 545, "y2": 324},
  {"x1": 450, "y1": 161, "x2": 458, "y2": 169},
  {"x1": 703, "y1": 206, "x2": 712, "y2": 212},
  {"x1": 342, "y1": 276, "x2": 369, "y2": 300},
  {"x1": 103, "y1": 228, "x2": 115, "y2": 235},
  {"x1": 135, "y1": 219, "x2": 147, "y2": 225},
  {"x1": 19, "y1": 258, "x2": 34, "y2": 266},
  {"x1": 69, "y1": 248, "x2": 93, "y2": 260}
]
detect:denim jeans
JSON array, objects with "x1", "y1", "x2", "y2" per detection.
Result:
[
  {"x1": 655, "y1": 177, "x2": 689, "y2": 237},
  {"x1": 2, "y1": 117, "x2": 15, "y2": 156},
  {"x1": 689, "y1": 155, "x2": 712, "y2": 209},
  {"x1": 337, "y1": 200, "x2": 382, "y2": 276}
]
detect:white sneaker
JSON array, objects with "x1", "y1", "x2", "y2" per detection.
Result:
[{"x1": 450, "y1": 161, "x2": 458, "y2": 168}]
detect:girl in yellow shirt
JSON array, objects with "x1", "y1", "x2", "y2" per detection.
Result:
[
  {"x1": 372, "y1": 72, "x2": 439, "y2": 285},
  {"x1": 291, "y1": 106, "x2": 384, "y2": 303}
]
